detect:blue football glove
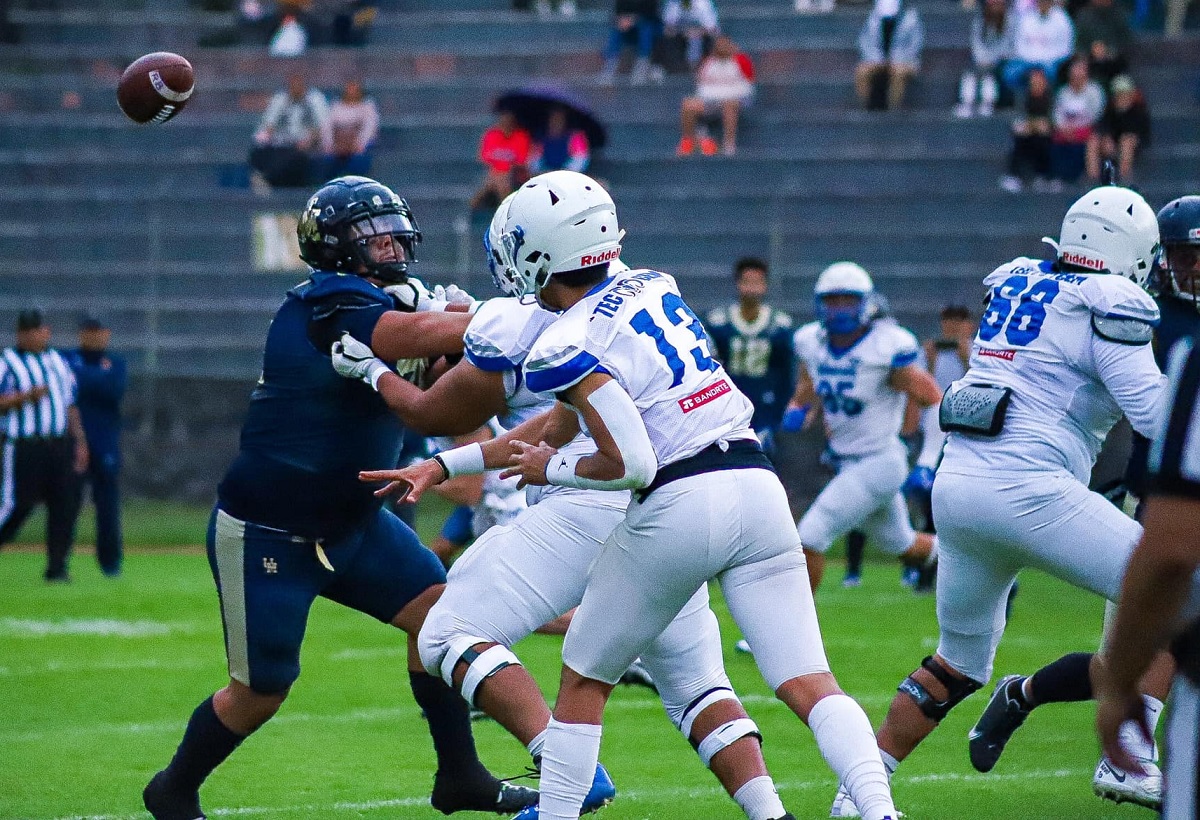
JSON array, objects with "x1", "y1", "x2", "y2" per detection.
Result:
[
  {"x1": 905, "y1": 465, "x2": 936, "y2": 495},
  {"x1": 779, "y1": 405, "x2": 809, "y2": 433}
]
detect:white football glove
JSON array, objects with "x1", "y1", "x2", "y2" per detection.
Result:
[
  {"x1": 383, "y1": 277, "x2": 435, "y2": 312},
  {"x1": 431, "y1": 283, "x2": 477, "y2": 308},
  {"x1": 331, "y1": 332, "x2": 391, "y2": 390}
]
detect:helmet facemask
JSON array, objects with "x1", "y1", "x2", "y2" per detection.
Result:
[
  {"x1": 817, "y1": 292, "x2": 870, "y2": 335},
  {"x1": 347, "y1": 212, "x2": 420, "y2": 284},
  {"x1": 1165, "y1": 243, "x2": 1200, "y2": 308}
]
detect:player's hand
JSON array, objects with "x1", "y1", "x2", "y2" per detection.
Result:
[
  {"x1": 501, "y1": 440, "x2": 556, "y2": 488},
  {"x1": 331, "y1": 332, "x2": 390, "y2": 389},
  {"x1": 359, "y1": 459, "x2": 446, "y2": 504},
  {"x1": 1094, "y1": 656, "x2": 1152, "y2": 775},
  {"x1": 431, "y1": 283, "x2": 476, "y2": 308},
  {"x1": 384, "y1": 277, "x2": 435, "y2": 312},
  {"x1": 779, "y1": 404, "x2": 809, "y2": 433},
  {"x1": 905, "y1": 465, "x2": 936, "y2": 494},
  {"x1": 26, "y1": 385, "x2": 49, "y2": 404}
]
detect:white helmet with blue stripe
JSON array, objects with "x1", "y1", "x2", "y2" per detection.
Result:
[{"x1": 815, "y1": 261, "x2": 875, "y2": 334}]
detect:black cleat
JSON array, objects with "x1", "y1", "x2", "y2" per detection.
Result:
[
  {"x1": 431, "y1": 769, "x2": 539, "y2": 815},
  {"x1": 968, "y1": 675, "x2": 1031, "y2": 773},
  {"x1": 143, "y1": 771, "x2": 205, "y2": 820}
]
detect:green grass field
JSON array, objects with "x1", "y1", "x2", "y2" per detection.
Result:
[{"x1": 0, "y1": 499, "x2": 1150, "y2": 819}]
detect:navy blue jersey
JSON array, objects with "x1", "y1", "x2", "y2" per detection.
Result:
[
  {"x1": 64, "y1": 348, "x2": 126, "y2": 459},
  {"x1": 218, "y1": 271, "x2": 405, "y2": 539},
  {"x1": 705, "y1": 304, "x2": 795, "y2": 431},
  {"x1": 1127, "y1": 293, "x2": 1200, "y2": 495}
]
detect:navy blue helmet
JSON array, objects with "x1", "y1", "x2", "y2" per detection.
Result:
[
  {"x1": 1157, "y1": 196, "x2": 1200, "y2": 306},
  {"x1": 297, "y1": 176, "x2": 421, "y2": 284}
]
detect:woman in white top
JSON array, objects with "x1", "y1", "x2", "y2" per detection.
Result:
[
  {"x1": 321, "y1": 79, "x2": 380, "y2": 179},
  {"x1": 677, "y1": 35, "x2": 756, "y2": 157}
]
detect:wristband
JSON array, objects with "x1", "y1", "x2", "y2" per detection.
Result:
[
  {"x1": 545, "y1": 453, "x2": 585, "y2": 488},
  {"x1": 437, "y1": 442, "x2": 486, "y2": 478},
  {"x1": 366, "y1": 360, "x2": 391, "y2": 391}
]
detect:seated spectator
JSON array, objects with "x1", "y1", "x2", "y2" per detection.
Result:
[
  {"x1": 248, "y1": 73, "x2": 330, "y2": 191},
  {"x1": 662, "y1": 0, "x2": 720, "y2": 69},
  {"x1": 1049, "y1": 56, "x2": 1105, "y2": 185},
  {"x1": 855, "y1": 0, "x2": 925, "y2": 111},
  {"x1": 532, "y1": 0, "x2": 577, "y2": 17},
  {"x1": 1002, "y1": 0, "x2": 1073, "y2": 94},
  {"x1": 1087, "y1": 74, "x2": 1150, "y2": 182},
  {"x1": 321, "y1": 79, "x2": 379, "y2": 180},
  {"x1": 1074, "y1": 0, "x2": 1132, "y2": 87},
  {"x1": 1000, "y1": 67, "x2": 1054, "y2": 192},
  {"x1": 677, "y1": 34, "x2": 755, "y2": 156},
  {"x1": 531, "y1": 108, "x2": 591, "y2": 172},
  {"x1": 600, "y1": 0, "x2": 661, "y2": 87},
  {"x1": 331, "y1": 0, "x2": 377, "y2": 46},
  {"x1": 955, "y1": 0, "x2": 1014, "y2": 118},
  {"x1": 469, "y1": 109, "x2": 532, "y2": 211}
]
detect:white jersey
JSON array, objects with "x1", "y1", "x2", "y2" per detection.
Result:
[
  {"x1": 941, "y1": 257, "x2": 1167, "y2": 482},
  {"x1": 525, "y1": 269, "x2": 756, "y2": 467},
  {"x1": 792, "y1": 320, "x2": 920, "y2": 458},
  {"x1": 463, "y1": 296, "x2": 611, "y2": 501}
]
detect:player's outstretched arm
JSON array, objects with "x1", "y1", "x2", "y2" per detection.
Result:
[
  {"x1": 888, "y1": 363, "x2": 943, "y2": 408},
  {"x1": 502, "y1": 373, "x2": 656, "y2": 491},
  {"x1": 370, "y1": 310, "x2": 471, "y2": 362},
  {"x1": 377, "y1": 359, "x2": 509, "y2": 436}
]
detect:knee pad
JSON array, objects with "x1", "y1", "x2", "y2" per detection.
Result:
[
  {"x1": 696, "y1": 718, "x2": 763, "y2": 768},
  {"x1": 439, "y1": 636, "x2": 522, "y2": 707},
  {"x1": 897, "y1": 655, "x2": 982, "y2": 722},
  {"x1": 674, "y1": 686, "x2": 740, "y2": 738}
]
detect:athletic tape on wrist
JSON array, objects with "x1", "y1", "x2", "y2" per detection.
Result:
[
  {"x1": 437, "y1": 442, "x2": 485, "y2": 478},
  {"x1": 367, "y1": 361, "x2": 390, "y2": 391},
  {"x1": 545, "y1": 453, "x2": 585, "y2": 487}
]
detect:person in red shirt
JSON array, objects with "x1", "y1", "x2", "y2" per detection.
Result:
[
  {"x1": 470, "y1": 110, "x2": 533, "y2": 211},
  {"x1": 677, "y1": 35, "x2": 756, "y2": 157}
]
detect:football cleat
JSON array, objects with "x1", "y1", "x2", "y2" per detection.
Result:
[
  {"x1": 829, "y1": 783, "x2": 860, "y2": 818},
  {"x1": 431, "y1": 768, "x2": 538, "y2": 815},
  {"x1": 842, "y1": 573, "x2": 862, "y2": 588},
  {"x1": 968, "y1": 675, "x2": 1031, "y2": 773},
  {"x1": 618, "y1": 658, "x2": 658, "y2": 693},
  {"x1": 1093, "y1": 756, "x2": 1162, "y2": 810},
  {"x1": 510, "y1": 763, "x2": 616, "y2": 818},
  {"x1": 142, "y1": 771, "x2": 205, "y2": 820},
  {"x1": 734, "y1": 638, "x2": 753, "y2": 654}
]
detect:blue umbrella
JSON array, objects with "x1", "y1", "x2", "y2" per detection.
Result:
[{"x1": 494, "y1": 83, "x2": 608, "y2": 150}]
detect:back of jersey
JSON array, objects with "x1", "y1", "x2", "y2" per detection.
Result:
[
  {"x1": 527, "y1": 269, "x2": 755, "y2": 467},
  {"x1": 942, "y1": 257, "x2": 1162, "y2": 481}
]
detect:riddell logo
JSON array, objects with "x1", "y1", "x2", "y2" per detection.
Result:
[
  {"x1": 679, "y1": 379, "x2": 730, "y2": 412},
  {"x1": 1061, "y1": 251, "x2": 1106, "y2": 271},
  {"x1": 979, "y1": 348, "x2": 1016, "y2": 361},
  {"x1": 1190, "y1": 228, "x2": 1200, "y2": 241},
  {"x1": 580, "y1": 247, "x2": 621, "y2": 266}
]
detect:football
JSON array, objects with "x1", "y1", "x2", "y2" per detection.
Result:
[{"x1": 116, "y1": 51, "x2": 194, "y2": 124}]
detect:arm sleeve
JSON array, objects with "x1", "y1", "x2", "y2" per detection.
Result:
[
  {"x1": 917, "y1": 405, "x2": 946, "y2": 469},
  {"x1": 1091, "y1": 328, "x2": 1169, "y2": 439},
  {"x1": 1149, "y1": 338, "x2": 1200, "y2": 498}
]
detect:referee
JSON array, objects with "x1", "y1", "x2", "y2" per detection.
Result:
[
  {"x1": 0, "y1": 309, "x2": 89, "y2": 581},
  {"x1": 1096, "y1": 334, "x2": 1200, "y2": 820}
]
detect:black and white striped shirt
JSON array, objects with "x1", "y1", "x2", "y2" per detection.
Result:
[{"x1": 0, "y1": 347, "x2": 77, "y2": 439}]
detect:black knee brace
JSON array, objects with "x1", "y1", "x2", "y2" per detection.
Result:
[{"x1": 898, "y1": 656, "x2": 982, "y2": 722}]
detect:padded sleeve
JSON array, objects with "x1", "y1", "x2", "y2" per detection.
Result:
[
  {"x1": 463, "y1": 299, "x2": 518, "y2": 372},
  {"x1": 525, "y1": 317, "x2": 600, "y2": 395}
]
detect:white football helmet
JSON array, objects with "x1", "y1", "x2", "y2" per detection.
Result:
[
  {"x1": 488, "y1": 170, "x2": 624, "y2": 299},
  {"x1": 1046, "y1": 186, "x2": 1160, "y2": 287},
  {"x1": 814, "y1": 262, "x2": 875, "y2": 334},
  {"x1": 484, "y1": 191, "x2": 519, "y2": 296}
]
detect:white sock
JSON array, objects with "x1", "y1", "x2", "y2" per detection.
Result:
[
  {"x1": 527, "y1": 729, "x2": 547, "y2": 761},
  {"x1": 733, "y1": 775, "x2": 786, "y2": 820},
  {"x1": 879, "y1": 748, "x2": 900, "y2": 776},
  {"x1": 1118, "y1": 695, "x2": 1164, "y2": 762},
  {"x1": 538, "y1": 718, "x2": 602, "y2": 820},
  {"x1": 809, "y1": 694, "x2": 896, "y2": 820},
  {"x1": 925, "y1": 536, "x2": 939, "y2": 566}
]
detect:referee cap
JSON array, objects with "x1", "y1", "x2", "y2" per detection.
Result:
[{"x1": 16, "y1": 308, "x2": 46, "y2": 331}]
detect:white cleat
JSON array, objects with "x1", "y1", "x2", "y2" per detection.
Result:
[
  {"x1": 830, "y1": 784, "x2": 860, "y2": 817},
  {"x1": 1093, "y1": 756, "x2": 1162, "y2": 810}
]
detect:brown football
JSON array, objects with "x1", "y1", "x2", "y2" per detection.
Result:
[{"x1": 117, "y1": 52, "x2": 194, "y2": 124}]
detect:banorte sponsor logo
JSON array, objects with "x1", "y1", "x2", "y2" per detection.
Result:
[
  {"x1": 678, "y1": 379, "x2": 731, "y2": 413},
  {"x1": 579, "y1": 247, "x2": 621, "y2": 267},
  {"x1": 1061, "y1": 251, "x2": 1106, "y2": 271}
]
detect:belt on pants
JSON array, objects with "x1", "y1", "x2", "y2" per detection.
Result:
[{"x1": 635, "y1": 439, "x2": 773, "y2": 503}]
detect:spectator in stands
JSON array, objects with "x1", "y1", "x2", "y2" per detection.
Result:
[
  {"x1": 469, "y1": 109, "x2": 532, "y2": 211},
  {"x1": 1002, "y1": 0, "x2": 1074, "y2": 94},
  {"x1": 532, "y1": 0, "x2": 578, "y2": 17},
  {"x1": 599, "y1": 0, "x2": 661, "y2": 87},
  {"x1": 249, "y1": 73, "x2": 330, "y2": 191},
  {"x1": 321, "y1": 79, "x2": 379, "y2": 180},
  {"x1": 1050, "y1": 55, "x2": 1105, "y2": 186},
  {"x1": 1000, "y1": 66, "x2": 1054, "y2": 192},
  {"x1": 677, "y1": 34, "x2": 756, "y2": 156},
  {"x1": 331, "y1": 0, "x2": 378, "y2": 47},
  {"x1": 530, "y1": 108, "x2": 590, "y2": 173},
  {"x1": 1087, "y1": 74, "x2": 1151, "y2": 182},
  {"x1": 855, "y1": 0, "x2": 925, "y2": 111},
  {"x1": 662, "y1": 0, "x2": 720, "y2": 69},
  {"x1": 955, "y1": 0, "x2": 1015, "y2": 118},
  {"x1": 1074, "y1": 0, "x2": 1133, "y2": 86}
]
